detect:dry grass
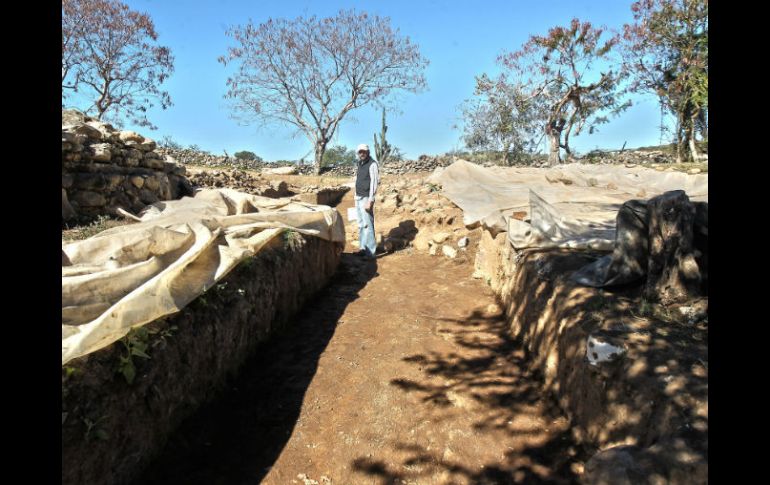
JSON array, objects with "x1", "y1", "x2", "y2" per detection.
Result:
[
  {"x1": 62, "y1": 215, "x2": 134, "y2": 243},
  {"x1": 660, "y1": 161, "x2": 708, "y2": 173}
]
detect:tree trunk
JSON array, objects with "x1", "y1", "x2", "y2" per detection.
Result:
[
  {"x1": 562, "y1": 128, "x2": 573, "y2": 161},
  {"x1": 680, "y1": 120, "x2": 692, "y2": 163},
  {"x1": 698, "y1": 109, "x2": 708, "y2": 141},
  {"x1": 688, "y1": 131, "x2": 699, "y2": 162},
  {"x1": 548, "y1": 132, "x2": 561, "y2": 166},
  {"x1": 503, "y1": 142, "x2": 514, "y2": 166},
  {"x1": 562, "y1": 106, "x2": 577, "y2": 162},
  {"x1": 96, "y1": 77, "x2": 110, "y2": 121},
  {"x1": 314, "y1": 140, "x2": 327, "y2": 175},
  {"x1": 688, "y1": 112, "x2": 701, "y2": 161},
  {"x1": 674, "y1": 114, "x2": 685, "y2": 164},
  {"x1": 546, "y1": 116, "x2": 565, "y2": 166}
]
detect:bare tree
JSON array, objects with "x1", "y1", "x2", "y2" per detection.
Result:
[
  {"x1": 499, "y1": 19, "x2": 630, "y2": 165},
  {"x1": 219, "y1": 10, "x2": 428, "y2": 174},
  {"x1": 62, "y1": 1, "x2": 87, "y2": 92},
  {"x1": 61, "y1": 0, "x2": 174, "y2": 129}
]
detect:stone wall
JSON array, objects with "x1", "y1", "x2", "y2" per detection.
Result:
[
  {"x1": 320, "y1": 149, "x2": 684, "y2": 177},
  {"x1": 62, "y1": 110, "x2": 194, "y2": 220},
  {"x1": 186, "y1": 169, "x2": 293, "y2": 197},
  {"x1": 151, "y1": 138, "x2": 693, "y2": 182},
  {"x1": 320, "y1": 154, "x2": 459, "y2": 177},
  {"x1": 149, "y1": 146, "x2": 686, "y2": 180},
  {"x1": 472, "y1": 229, "x2": 707, "y2": 484},
  {"x1": 156, "y1": 147, "x2": 318, "y2": 174},
  {"x1": 154, "y1": 147, "x2": 466, "y2": 178},
  {"x1": 580, "y1": 148, "x2": 686, "y2": 166}
]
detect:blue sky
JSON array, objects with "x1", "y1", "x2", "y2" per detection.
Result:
[{"x1": 64, "y1": 0, "x2": 669, "y2": 161}]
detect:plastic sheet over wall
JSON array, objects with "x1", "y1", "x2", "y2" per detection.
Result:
[
  {"x1": 428, "y1": 160, "x2": 707, "y2": 250},
  {"x1": 62, "y1": 188, "x2": 345, "y2": 365}
]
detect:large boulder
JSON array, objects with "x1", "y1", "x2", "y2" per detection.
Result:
[
  {"x1": 119, "y1": 131, "x2": 145, "y2": 143},
  {"x1": 90, "y1": 143, "x2": 112, "y2": 162},
  {"x1": 70, "y1": 124, "x2": 104, "y2": 142},
  {"x1": 62, "y1": 109, "x2": 88, "y2": 126}
]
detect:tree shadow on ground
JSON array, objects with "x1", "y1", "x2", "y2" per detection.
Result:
[
  {"x1": 500, "y1": 250, "x2": 707, "y2": 478},
  {"x1": 357, "y1": 308, "x2": 590, "y2": 484},
  {"x1": 133, "y1": 254, "x2": 377, "y2": 485}
]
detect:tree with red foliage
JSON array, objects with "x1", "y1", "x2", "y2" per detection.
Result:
[
  {"x1": 621, "y1": 0, "x2": 708, "y2": 163},
  {"x1": 495, "y1": 19, "x2": 629, "y2": 165}
]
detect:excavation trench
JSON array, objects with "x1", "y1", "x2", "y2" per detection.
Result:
[{"x1": 63, "y1": 186, "x2": 705, "y2": 485}]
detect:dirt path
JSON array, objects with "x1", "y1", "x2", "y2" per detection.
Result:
[{"x1": 136, "y1": 195, "x2": 586, "y2": 485}]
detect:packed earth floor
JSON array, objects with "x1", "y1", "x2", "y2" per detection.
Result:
[{"x1": 133, "y1": 190, "x2": 590, "y2": 485}]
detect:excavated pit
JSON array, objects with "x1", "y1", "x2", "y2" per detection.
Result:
[
  {"x1": 62, "y1": 171, "x2": 707, "y2": 484},
  {"x1": 62, "y1": 234, "x2": 342, "y2": 485}
]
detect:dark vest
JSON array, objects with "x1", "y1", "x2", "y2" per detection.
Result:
[{"x1": 355, "y1": 156, "x2": 376, "y2": 197}]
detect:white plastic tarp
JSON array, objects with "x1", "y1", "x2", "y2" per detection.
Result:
[
  {"x1": 62, "y1": 188, "x2": 345, "y2": 365},
  {"x1": 428, "y1": 160, "x2": 708, "y2": 250}
]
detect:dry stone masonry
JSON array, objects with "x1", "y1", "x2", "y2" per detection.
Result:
[
  {"x1": 321, "y1": 150, "x2": 686, "y2": 177},
  {"x1": 156, "y1": 146, "x2": 318, "y2": 174},
  {"x1": 185, "y1": 168, "x2": 349, "y2": 205},
  {"x1": 151, "y1": 146, "x2": 686, "y2": 179},
  {"x1": 321, "y1": 154, "x2": 458, "y2": 177},
  {"x1": 62, "y1": 110, "x2": 194, "y2": 220},
  {"x1": 187, "y1": 169, "x2": 292, "y2": 198},
  {"x1": 153, "y1": 149, "x2": 459, "y2": 177}
]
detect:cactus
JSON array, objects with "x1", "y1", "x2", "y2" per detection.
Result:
[{"x1": 373, "y1": 107, "x2": 392, "y2": 164}]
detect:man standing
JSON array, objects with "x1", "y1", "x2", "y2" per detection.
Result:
[{"x1": 354, "y1": 143, "x2": 379, "y2": 258}]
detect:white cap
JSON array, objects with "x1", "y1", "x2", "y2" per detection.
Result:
[{"x1": 356, "y1": 143, "x2": 370, "y2": 152}]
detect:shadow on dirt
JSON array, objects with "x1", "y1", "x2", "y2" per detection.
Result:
[
  {"x1": 134, "y1": 254, "x2": 377, "y2": 485},
  {"x1": 354, "y1": 309, "x2": 589, "y2": 484}
]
